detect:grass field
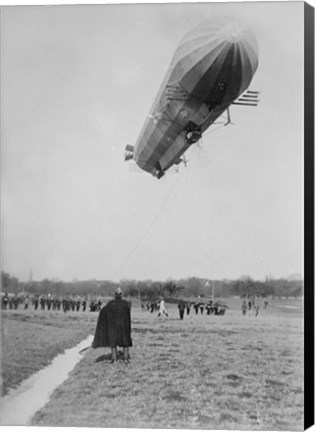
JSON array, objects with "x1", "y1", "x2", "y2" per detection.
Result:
[
  {"x1": 1, "y1": 310, "x2": 96, "y2": 396},
  {"x1": 6, "y1": 298, "x2": 301, "y2": 430}
]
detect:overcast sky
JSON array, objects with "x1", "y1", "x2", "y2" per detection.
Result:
[{"x1": 1, "y1": 2, "x2": 304, "y2": 282}]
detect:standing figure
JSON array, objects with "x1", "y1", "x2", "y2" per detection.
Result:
[
  {"x1": 97, "y1": 297, "x2": 102, "y2": 311},
  {"x1": 9, "y1": 296, "x2": 14, "y2": 310},
  {"x1": 157, "y1": 297, "x2": 168, "y2": 317},
  {"x1": 13, "y1": 294, "x2": 19, "y2": 310},
  {"x1": 47, "y1": 295, "x2": 52, "y2": 311},
  {"x1": 40, "y1": 296, "x2": 45, "y2": 310},
  {"x1": 76, "y1": 298, "x2": 81, "y2": 312},
  {"x1": 255, "y1": 305, "x2": 260, "y2": 317},
  {"x1": 206, "y1": 301, "x2": 212, "y2": 315},
  {"x1": 62, "y1": 297, "x2": 69, "y2": 313},
  {"x1": 199, "y1": 302, "x2": 205, "y2": 315},
  {"x1": 242, "y1": 300, "x2": 247, "y2": 316},
  {"x1": 186, "y1": 301, "x2": 191, "y2": 315},
  {"x1": 2, "y1": 293, "x2": 8, "y2": 310},
  {"x1": 193, "y1": 303, "x2": 199, "y2": 315},
  {"x1": 92, "y1": 287, "x2": 132, "y2": 363},
  {"x1": 34, "y1": 295, "x2": 39, "y2": 310},
  {"x1": 82, "y1": 298, "x2": 87, "y2": 312},
  {"x1": 178, "y1": 300, "x2": 185, "y2": 320}
]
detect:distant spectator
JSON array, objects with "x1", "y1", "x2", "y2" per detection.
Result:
[
  {"x1": 34, "y1": 295, "x2": 39, "y2": 310},
  {"x1": 206, "y1": 301, "x2": 213, "y2": 315},
  {"x1": 157, "y1": 297, "x2": 168, "y2": 317},
  {"x1": 97, "y1": 297, "x2": 102, "y2": 311},
  {"x1": 76, "y1": 299, "x2": 81, "y2": 312},
  {"x1": 186, "y1": 301, "x2": 191, "y2": 315},
  {"x1": 40, "y1": 296, "x2": 45, "y2": 310},
  {"x1": 178, "y1": 300, "x2": 185, "y2": 320},
  {"x1": 199, "y1": 302, "x2": 205, "y2": 315},
  {"x1": 242, "y1": 300, "x2": 247, "y2": 316},
  {"x1": 193, "y1": 303, "x2": 199, "y2": 315},
  {"x1": 82, "y1": 298, "x2": 87, "y2": 312},
  {"x1": 13, "y1": 294, "x2": 19, "y2": 310},
  {"x1": 2, "y1": 293, "x2": 8, "y2": 310},
  {"x1": 62, "y1": 297, "x2": 69, "y2": 313}
]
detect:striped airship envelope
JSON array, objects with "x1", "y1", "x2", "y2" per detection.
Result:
[
  {"x1": 170, "y1": 18, "x2": 259, "y2": 105},
  {"x1": 132, "y1": 18, "x2": 259, "y2": 178}
]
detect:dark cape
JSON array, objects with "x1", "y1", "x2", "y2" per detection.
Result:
[{"x1": 92, "y1": 298, "x2": 132, "y2": 348}]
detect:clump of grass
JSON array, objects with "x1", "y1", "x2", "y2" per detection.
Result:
[
  {"x1": 239, "y1": 391, "x2": 253, "y2": 398},
  {"x1": 265, "y1": 378, "x2": 286, "y2": 387},
  {"x1": 226, "y1": 373, "x2": 243, "y2": 381},
  {"x1": 163, "y1": 390, "x2": 186, "y2": 402}
]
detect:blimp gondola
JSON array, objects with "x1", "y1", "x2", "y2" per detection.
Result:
[{"x1": 125, "y1": 18, "x2": 259, "y2": 179}]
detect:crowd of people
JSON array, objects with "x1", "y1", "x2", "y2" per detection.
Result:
[
  {"x1": 241, "y1": 298, "x2": 268, "y2": 317},
  {"x1": 2, "y1": 285, "x2": 272, "y2": 366},
  {"x1": 140, "y1": 297, "x2": 228, "y2": 320},
  {"x1": 2, "y1": 291, "x2": 268, "y2": 321},
  {"x1": 1, "y1": 292, "x2": 104, "y2": 313}
]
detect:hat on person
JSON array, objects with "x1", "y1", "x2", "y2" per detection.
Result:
[{"x1": 115, "y1": 287, "x2": 123, "y2": 298}]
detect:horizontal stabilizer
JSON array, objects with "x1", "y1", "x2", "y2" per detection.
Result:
[
  {"x1": 232, "y1": 102, "x2": 258, "y2": 106},
  {"x1": 233, "y1": 89, "x2": 260, "y2": 107},
  {"x1": 237, "y1": 98, "x2": 260, "y2": 103},
  {"x1": 124, "y1": 144, "x2": 134, "y2": 161},
  {"x1": 239, "y1": 94, "x2": 258, "y2": 99}
]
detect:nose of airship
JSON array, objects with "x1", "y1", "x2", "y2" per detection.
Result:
[
  {"x1": 216, "y1": 18, "x2": 259, "y2": 57},
  {"x1": 173, "y1": 18, "x2": 259, "y2": 100},
  {"x1": 221, "y1": 20, "x2": 251, "y2": 41},
  {"x1": 177, "y1": 17, "x2": 258, "y2": 62}
]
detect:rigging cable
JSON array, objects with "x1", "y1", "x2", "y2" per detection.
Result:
[
  {"x1": 163, "y1": 144, "x2": 197, "y2": 277},
  {"x1": 111, "y1": 170, "x2": 184, "y2": 281}
]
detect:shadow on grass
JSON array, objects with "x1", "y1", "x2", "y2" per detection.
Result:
[{"x1": 95, "y1": 351, "x2": 128, "y2": 363}]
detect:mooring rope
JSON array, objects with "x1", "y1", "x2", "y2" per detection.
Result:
[
  {"x1": 163, "y1": 145, "x2": 197, "y2": 277},
  {"x1": 111, "y1": 169, "x2": 184, "y2": 281}
]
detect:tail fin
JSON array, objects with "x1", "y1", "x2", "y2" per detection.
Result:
[
  {"x1": 124, "y1": 145, "x2": 134, "y2": 161},
  {"x1": 232, "y1": 90, "x2": 260, "y2": 107}
]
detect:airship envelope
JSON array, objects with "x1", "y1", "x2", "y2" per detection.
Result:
[{"x1": 130, "y1": 18, "x2": 259, "y2": 178}]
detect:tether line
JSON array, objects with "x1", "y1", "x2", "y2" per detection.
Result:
[{"x1": 111, "y1": 171, "x2": 183, "y2": 280}]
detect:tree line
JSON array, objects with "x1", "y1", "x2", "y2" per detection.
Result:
[{"x1": 1, "y1": 271, "x2": 303, "y2": 300}]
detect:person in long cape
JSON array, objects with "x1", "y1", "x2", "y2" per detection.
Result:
[{"x1": 92, "y1": 287, "x2": 132, "y2": 363}]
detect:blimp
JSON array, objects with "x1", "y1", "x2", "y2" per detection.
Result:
[{"x1": 125, "y1": 18, "x2": 259, "y2": 179}]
